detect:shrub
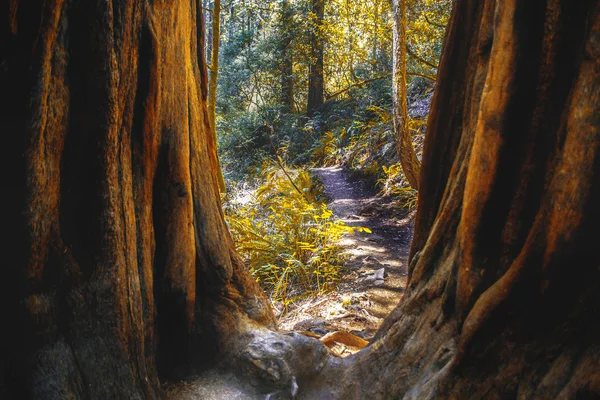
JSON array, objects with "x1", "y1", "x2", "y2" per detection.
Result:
[
  {"x1": 217, "y1": 106, "x2": 316, "y2": 182},
  {"x1": 378, "y1": 164, "x2": 418, "y2": 210},
  {"x1": 223, "y1": 162, "x2": 368, "y2": 310}
]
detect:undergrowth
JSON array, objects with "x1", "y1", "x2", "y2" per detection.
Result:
[
  {"x1": 378, "y1": 164, "x2": 419, "y2": 211},
  {"x1": 223, "y1": 162, "x2": 369, "y2": 311},
  {"x1": 219, "y1": 85, "x2": 432, "y2": 307},
  {"x1": 309, "y1": 103, "x2": 424, "y2": 211}
]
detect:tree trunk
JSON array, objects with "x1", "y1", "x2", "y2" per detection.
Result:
[
  {"x1": 3, "y1": 0, "x2": 600, "y2": 399},
  {"x1": 325, "y1": 0, "x2": 600, "y2": 398},
  {"x1": 207, "y1": 0, "x2": 226, "y2": 192},
  {"x1": 307, "y1": 0, "x2": 324, "y2": 117},
  {"x1": 175, "y1": 0, "x2": 600, "y2": 397},
  {"x1": 0, "y1": 1, "x2": 273, "y2": 397},
  {"x1": 392, "y1": 0, "x2": 421, "y2": 190}
]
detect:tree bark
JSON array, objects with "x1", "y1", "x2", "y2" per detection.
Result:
[
  {"x1": 173, "y1": 0, "x2": 600, "y2": 397},
  {"x1": 1, "y1": 1, "x2": 273, "y2": 397},
  {"x1": 392, "y1": 0, "x2": 421, "y2": 190},
  {"x1": 207, "y1": 0, "x2": 226, "y2": 192},
  {"x1": 307, "y1": 0, "x2": 324, "y2": 117},
  {"x1": 205, "y1": 0, "x2": 213, "y2": 64},
  {"x1": 330, "y1": 0, "x2": 600, "y2": 398}
]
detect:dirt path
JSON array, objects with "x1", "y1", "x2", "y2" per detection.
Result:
[
  {"x1": 278, "y1": 167, "x2": 414, "y2": 353},
  {"x1": 166, "y1": 168, "x2": 416, "y2": 397}
]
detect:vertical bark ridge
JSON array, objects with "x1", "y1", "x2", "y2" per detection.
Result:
[
  {"x1": 334, "y1": 1, "x2": 600, "y2": 398},
  {"x1": 409, "y1": 0, "x2": 487, "y2": 262},
  {"x1": 408, "y1": 0, "x2": 492, "y2": 284}
]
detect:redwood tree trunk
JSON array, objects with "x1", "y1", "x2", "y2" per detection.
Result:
[
  {"x1": 392, "y1": 0, "x2": 421, "y2": 190},
  {"x1": 329, "y1": 0, "x2": 600, "y2": 398},
  {"x1": 1, "y1": 1, "x2": 273, "y2": 398},
  {"x1": 306, "y1": 0, "x2": 324, "y2": 117}
]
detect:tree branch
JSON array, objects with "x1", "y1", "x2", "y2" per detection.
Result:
[
  {"x1": 407, "y1": 46, "x2": 438, "y2": 70},
  {"x1": 326, "y1": 69, "x2": 436, "y2": 100},
  {"x1": 326, "y1": 74, "x2": 392, "y2": 99},
  {"x1": 424, "y1": 14, "x2": 446, "y2": 29},
  {"x1": 407, "y1": 71, "x2": 437, "y2": 82}
]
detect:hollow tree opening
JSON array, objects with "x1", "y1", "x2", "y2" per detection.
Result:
[{"x1": 1, "y1": 0, "x2": 599, "y2": 399}]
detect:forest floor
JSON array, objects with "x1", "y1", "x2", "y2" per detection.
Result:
[
  {"x1": 278, "y1": 166, "x2": 414, "y2": 356},
  {"x1": 166, "y1": 168, "x2": 415, "y2": 398}
]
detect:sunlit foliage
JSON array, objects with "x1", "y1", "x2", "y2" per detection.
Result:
[
  {"x1": 211, "y1": 0, "x2": 450, "y2": 301},
  {"x1": 378, "y1": 164, "x2": 418, "y2": 210},
  {"x1": 212, "y1": 0, "x2": 450, "y2": 112},
  {"x1": 405, "y1": 0, "x2": 451, "y2": 81},
  {"x1": 224, "y1": 162, "x2": 368, "y2": 308}
]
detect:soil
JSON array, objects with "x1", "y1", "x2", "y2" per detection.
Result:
[
  {"x1": 165, "y1": 167, "x2": 415, "y2": 398},
  {"x1": 277, "y1": 167, "x2": 414, "y2": 357}
]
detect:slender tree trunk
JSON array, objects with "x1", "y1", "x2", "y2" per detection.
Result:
[
  {"x1": 208, "y1": 0, "x2": 226, "y2": 192},
  {"x1": 371, "y1": 0, "x2": 381, "y2": 73},
  {"x1": 307, "y1": 0, "x2": 324, "y2": 117},
  {"x1": 1, "y1": 1, "x2": 272, "y2": 397},
  {"x1": 208, "y1": 0, "x2": 219, "y2": 129},
  {"x1": 392, "y1": 0, "x2": 421, "y2": 190},
  {"x1": 228, "y1": 3, "x2": 234, "y2": 41}
]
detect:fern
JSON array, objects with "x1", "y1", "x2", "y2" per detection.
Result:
[{"x1": 224, "y1": 162, "x2": 363, "y2": 309}]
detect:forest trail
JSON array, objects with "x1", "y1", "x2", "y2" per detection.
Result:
[
  {"x1": 278, "y1": 167, "x2": 414, "y2": 355},
  {"x1": 168, "y1": 168, "x2": 414, "y2": 395}
]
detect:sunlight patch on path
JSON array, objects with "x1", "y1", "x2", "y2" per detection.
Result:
[{"x1": 276, "y1": 166, "x2": 413, "y2": 348}]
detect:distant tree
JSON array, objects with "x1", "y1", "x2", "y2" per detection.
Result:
[
  {"x1": 307, "y1": 0, "x2": 325, "y2": 116},
  {"x1": 278, "y1": 0, "x2": 295, "y2": 111},
  {"x1": 391, "y1": 0, "x2": 421, "y2": 190},
  {"x1": 208, "y1": 0, "x2": 227, "y2": 192}
]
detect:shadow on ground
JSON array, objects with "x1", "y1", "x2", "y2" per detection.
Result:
[{"x1": 277, "y1": 167, "x2": 415, "y2": 356}]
